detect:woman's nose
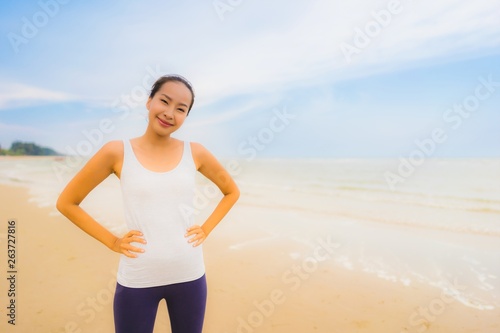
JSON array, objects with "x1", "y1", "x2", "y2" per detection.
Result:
[{"x1": 163, "y1": 106, "x2": 174, "y2": 118}]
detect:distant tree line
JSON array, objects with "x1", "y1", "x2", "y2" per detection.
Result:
[{"x1": 0, "y1": 141, "x2": 60, "y2": 156}]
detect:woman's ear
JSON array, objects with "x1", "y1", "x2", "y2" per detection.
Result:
[{"x1": 146, "y1": 97, "x2": 152, "y2": 110}]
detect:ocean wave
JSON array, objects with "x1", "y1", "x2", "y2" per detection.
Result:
[{"x1": 239, "y1": 180, "x2": 500, "y2": 215}]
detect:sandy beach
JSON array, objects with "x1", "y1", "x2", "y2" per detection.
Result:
[{"x1": 1, "y1": 177, "x2": 499, "y2": 332}]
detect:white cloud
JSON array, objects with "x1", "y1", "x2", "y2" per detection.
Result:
[
  {"x1": 0, "y1": 82, "x2": 77, "y2": 110},
  {"x1": 176, "y1": 0, "x2": 500, "y2": 108}
]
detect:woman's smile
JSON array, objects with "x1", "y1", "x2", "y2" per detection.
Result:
[{"x1": 157, "y1": 117, "x2": 173, "y2": 127}]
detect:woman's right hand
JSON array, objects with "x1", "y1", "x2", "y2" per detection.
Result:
[{"x1": 111, "y1": 230, "x2": 147, "y2": 258}]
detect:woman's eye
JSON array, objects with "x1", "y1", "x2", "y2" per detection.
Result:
[
  {"x1": 177, "y1": 109, "x2": 186, "y2": 113},
  {"x1": 161, "y1": 99, "x2": 168, "y2": 104}
]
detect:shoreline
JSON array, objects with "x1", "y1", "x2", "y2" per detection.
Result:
[{"x1": 0, "y1": 183, "x2": 498, "y2": 332}]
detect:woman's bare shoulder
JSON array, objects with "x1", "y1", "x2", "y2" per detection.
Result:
[
  {"x1": 190, "y1": 141, "x2": 213, "y2": 158},
  {"x1": 100, "y1": 140, "x2": 124, "y2": 157},
  {"x1": 96, "y1": 140, "x2": 125, "y2": 176},
  {"x1": 190, "y1": 140, "x2": 211, "y2": 151},
  {"x1": 189, "y1": 141, "x2": 212, "y2": 170}
]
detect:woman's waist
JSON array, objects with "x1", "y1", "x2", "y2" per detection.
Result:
[{"x1": 119, "y1": 244, "x2": 203, "y2": 269}]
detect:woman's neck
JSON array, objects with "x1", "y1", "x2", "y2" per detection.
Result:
[{"x1": 137, "y1": 128, "x2": 176, "y2": 149}]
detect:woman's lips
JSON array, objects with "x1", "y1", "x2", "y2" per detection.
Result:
[{"x1": 157, "y1": 117, "x2": 173, "y2": 127}]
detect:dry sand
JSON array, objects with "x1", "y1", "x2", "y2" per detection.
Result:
[{"x1": 0, "y1": 184, "x2": 498, "y2": 332}]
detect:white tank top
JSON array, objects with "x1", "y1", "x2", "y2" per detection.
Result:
[{"x1": 116, "y1": 139, "x2": 205, "y2": 288}]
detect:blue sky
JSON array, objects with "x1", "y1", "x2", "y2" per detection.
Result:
[{"x1": 0, "y1": 0, "x2": 499, "y2": 158}]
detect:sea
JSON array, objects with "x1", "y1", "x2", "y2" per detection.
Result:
[{"x1": 0, "y1": 156, "x2": 499, "y2": 313}]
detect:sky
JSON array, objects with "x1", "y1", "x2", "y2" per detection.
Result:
[{"x1": 0, "y1": 0, "x2": 499, "y2": 158}]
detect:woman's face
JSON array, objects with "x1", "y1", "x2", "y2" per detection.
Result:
[{"x1": 146, "y1": 81, "x2": 192, "y2": 136}]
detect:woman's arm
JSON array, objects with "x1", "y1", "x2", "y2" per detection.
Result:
[
  {"x1": 56, "y1": 141, "x2": 146, "y2": 258},
  {"x1": 185, "y1": 142, "x2": 240, "y2": 247}
]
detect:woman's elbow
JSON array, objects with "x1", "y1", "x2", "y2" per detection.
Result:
[
  {"x1": 55, "y1": 195, "x2": 66, "y2": 214},
  {"x1": 232, "y1": 186, "x2": 241, "y2": 202},
  {"x1": 56, "y1": 194, "x2": 74, "y2": 215}
]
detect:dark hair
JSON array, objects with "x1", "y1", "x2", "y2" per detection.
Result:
[{"x1": 149, "y1": 75, "x2": 195, "y2": 115}]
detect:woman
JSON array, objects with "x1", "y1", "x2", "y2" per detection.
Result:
[{"x1": 56, "y1": 75, "x2": 240, "y2": 333}]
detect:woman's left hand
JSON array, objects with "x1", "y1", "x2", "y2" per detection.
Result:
[{"x1": 185, "y1": 225, "x2": 207, "y2": 247}]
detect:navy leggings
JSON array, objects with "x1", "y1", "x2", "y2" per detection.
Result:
[{"x1": 113, "y1": 274, "x2": 207, "y2": 333}]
